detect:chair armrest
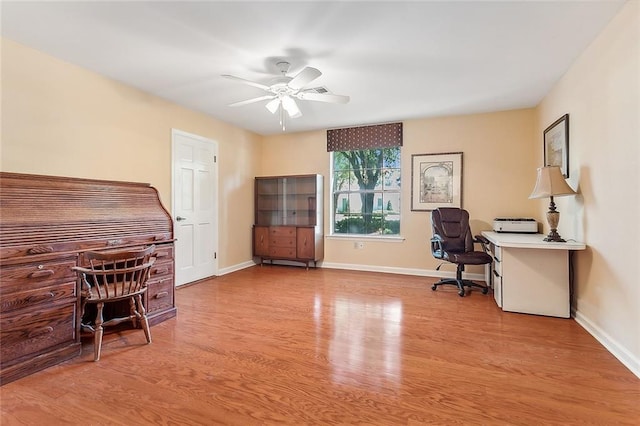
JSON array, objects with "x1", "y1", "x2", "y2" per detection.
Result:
[
  {"x1": 474, "y1": 235, "x2": 490, "y2": 253},
  {"x1": 474, "y1": 235, "x2": 489, "y2": 245},
  {"x1": 431, "y1": 235, "x2": 445, "y2": 252},
  {"x1": 72, "y1": 266, "x2": 93, "y2": 292}
]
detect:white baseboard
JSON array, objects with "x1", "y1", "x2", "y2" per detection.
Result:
[
  {"x1": 319, "y1": 261, "x2": 485, "y2": 281},
  {"x1": 222, "y1": 259, "x2": 485, "y2": 281},
  {"x1": 218, "y1": 260, "x2": 255, "y2": 276},
  {"x1": 573, "y1": 309, "x2": 640, "y2": 379}
]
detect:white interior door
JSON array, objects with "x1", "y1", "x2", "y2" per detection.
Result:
[{"x1": 172, "y1": 129, "x2": 218, "y2": 286}]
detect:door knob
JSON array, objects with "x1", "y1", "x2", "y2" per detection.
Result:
[{"x1": 176, "y1": 216, "x2": 187, "y2": 221}]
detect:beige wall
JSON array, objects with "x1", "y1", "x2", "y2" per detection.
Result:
[
  {"x1": 535, "y1": 0, "x2": 639, "y2": 375},
  {"x1": 0, "y1": 38, "x2": 262, "y2": 269},
  {"x1": 261, "y1": 108, "x2": 539, "y2": 272}
]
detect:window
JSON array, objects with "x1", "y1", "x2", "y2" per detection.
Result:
[
  {"x1": 331, "y1": 147, "x2": 401, "y2": 236},
  {"x1": 327, "y1": 122, "x2": 403, "y2": 237}
]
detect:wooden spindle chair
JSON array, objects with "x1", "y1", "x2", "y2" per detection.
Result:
[{"x1": 73, "y1": 245, "x2": 156, "y2": 361}]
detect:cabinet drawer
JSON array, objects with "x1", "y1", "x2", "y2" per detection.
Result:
[
  {"x1": 493, "y1": 274, "x2": 503, "y2": 308},
  {"x1": 153, "y1": 245, "x2": 174, "y2": 262},
  {"x1": 270, "y1": 236, "x2": 295, "y2": 248},
  {"x1": 1, "y1": 281, "x2": 76, "y2": 314},
  {"x1": 0, "y1": 259, "x2": 76, "y2": 295},
  {"x1": 1, "y1": 304, "x2": 76, "y2": 367},
  {"x1": 493, "y1": 257, "x2": 502, "y2": 277},
  {"x1": 492, "y1": 244, "x2": 502, "y2": 262},
  {"x1": 149, "y1": 260, "x2": 173, "y2": 279},
  {"x1": 270, "y1": 227, "x2": 296, "y2": 237},
  {"x1": 269, "y1": 247, "x2": 296, "y2": 258},
  {"x1": 147, "y1": 277, "x2": 174, "y2": 313}
]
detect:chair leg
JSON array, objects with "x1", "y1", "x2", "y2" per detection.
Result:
[
  {"x1": 135, "y1": 294, "x2": 152, "y2": 344},
  {"x1": 431, "y1": 264, "x2": 488, "y2": 297},
  {"x1": 94, "y1": 302, "x2": 104, "y2": 361},
  {"x1": 129, "y1": 296, "x2": 138, "y2": 329},
  {"x1": 432, "y1": 278, "x2": 465, "y2": 296},
  {"x1": 454, "y1": 264, "x2": 489, "y2": 296}
]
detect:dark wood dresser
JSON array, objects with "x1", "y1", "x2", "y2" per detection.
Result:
[
  {"x1": 0, "y1": 172, "x2": 176, "y2": 385},
  {"x1": 253, "y1": 174, "x2": 323, "y2": 269}
]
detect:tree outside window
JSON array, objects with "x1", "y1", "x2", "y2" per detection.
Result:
[{"x1": 332, "y1": 147, "x2": 401, "y2": 236}]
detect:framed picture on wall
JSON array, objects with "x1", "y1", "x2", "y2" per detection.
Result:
[
  {"x1": 411, "y1": 152, "x2": 463, "y2": 211},
  {"x1": 544, "y1": 114, "x2": 569, "y2": 178}
]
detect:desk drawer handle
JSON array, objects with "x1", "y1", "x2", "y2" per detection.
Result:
[
  {"x1": 154, "y1": 291, "x2": 169, "y2": 299},
  {"x1": 38, "y1": 292, "x2": 56, "y2": 303},
  {"x1": 153, "y1": 267, "x2": 169, "y2": 275},
  {"x1": 29, "y1": 269, "x2": 55, "y2": 279},
  {"x1": 28, "y1": 326, "x2": 54, "y2": 339},
  {"x1": 156, "y1": 251, "x2": 170, "y2": 258},
  {"x1": 107, "y1": 239, "x2": 124, "y2": 246}
]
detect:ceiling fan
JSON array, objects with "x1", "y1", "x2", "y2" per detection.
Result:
[{"x1": 222, "y1": 61, "x2": 350, "y2": 131}]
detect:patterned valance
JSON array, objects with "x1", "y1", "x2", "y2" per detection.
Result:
[{"x1": 326, "y1": 122, "x2": 403, "y2": 152}]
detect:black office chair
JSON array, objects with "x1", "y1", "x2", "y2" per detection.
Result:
[{"x1": 430, "y1": 207, "x2": 492, "y2": 297}]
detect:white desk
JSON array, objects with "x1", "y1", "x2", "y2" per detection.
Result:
[{"x1": 482, "y1": 231, "x2": 586, "y2": 318}]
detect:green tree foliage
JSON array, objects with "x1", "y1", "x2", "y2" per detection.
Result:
[{"x1": 334, "y1": 148, "x2": 400, "y2": 231}]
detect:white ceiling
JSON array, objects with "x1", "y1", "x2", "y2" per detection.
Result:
[{"x1": 1, "y1": 1, "x2": 625, "y2": 136}]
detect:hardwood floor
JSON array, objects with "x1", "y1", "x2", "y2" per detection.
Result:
[{"x1": 1, "y1": 266, "x2": 638, "y2": 425}]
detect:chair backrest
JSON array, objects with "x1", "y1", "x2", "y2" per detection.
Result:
[
  {"x1": 431, "y1": 208, "x2": 473, "y2": 252},
  {"x1": 79, "y1": 245, "x2": 156, "y2": 300}
]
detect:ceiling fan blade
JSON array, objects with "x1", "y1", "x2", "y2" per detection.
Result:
[
  {"x1": 297, "y1": 92, "x2": 350, "y2": 104},
  {"x1": 228, "y1": 95, "x2": 276, "y2": 107},
  {"x1": 221, "y1": 74, "x2": 270, "y2": 91},
  {"x1": 287, "y1": 67, "x2": 321, "y2": 90},
  {"x1": 282, "y1": 96, "x2": 302, "y2": 118}
]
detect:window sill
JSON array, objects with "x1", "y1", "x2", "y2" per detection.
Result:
[{"x1": 326, "y1": 234, "x2": 405, "y2": 243}]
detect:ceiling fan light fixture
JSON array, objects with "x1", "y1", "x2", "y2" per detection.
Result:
[
  {"x1": 224, "y1": 61, "x2": 349, "y2": 131},
  {"x1": 281, "y1": 95, "x2": 301, "y2": 118},
  {"x1": 265, "y1": 98, "x2": 280, "y2": 114}
]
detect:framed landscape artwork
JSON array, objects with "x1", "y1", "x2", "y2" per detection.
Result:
[
  {"x1": 544, "y1": 114, "x2": 570, "y2": 178},
  {"x1": 411, "y1": 152, "x2": 462, "y2": 211}
]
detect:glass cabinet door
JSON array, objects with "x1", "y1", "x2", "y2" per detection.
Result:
[
  {"x1": 255, "y1": 176, "x2": 318, "y2": 226},
  {"x1": 283, "y1": 176, "x2": 316, "y2": 226},
  {"x1": 256, "y1": 178, "x2": 282, "y2": 226}
]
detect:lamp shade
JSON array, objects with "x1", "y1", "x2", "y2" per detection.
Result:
[{"x1": 529, "y1": 166, "x2": 576, "y2": 199}]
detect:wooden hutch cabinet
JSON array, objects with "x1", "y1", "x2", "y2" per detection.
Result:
[
  {"x1": 253, "y1": 174, "x2": 323, "y2": 268},
  {"x1": 0, "y1": 172, "x2": 176, "y2": 385}
]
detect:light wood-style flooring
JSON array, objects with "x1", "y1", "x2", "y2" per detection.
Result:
[{"x1": 1, "y1": 266, "x2": 639, "y2": 425}]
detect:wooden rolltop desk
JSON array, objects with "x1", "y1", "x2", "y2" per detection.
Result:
[{"x1": 0, "y1": 172, "x2": 176, "y2": 384}]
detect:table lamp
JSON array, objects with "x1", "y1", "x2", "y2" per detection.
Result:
[{"x1": 529, "y1": 166, "x2": 576, "y2": 242}]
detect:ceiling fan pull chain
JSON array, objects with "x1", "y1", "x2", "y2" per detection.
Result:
[{"x1": 280, "y1": 104, "x2": 286, "y2": 131}]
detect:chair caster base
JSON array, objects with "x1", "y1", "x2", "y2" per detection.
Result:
[{"x1": 431, "y1": 277, "x2": 488, "y2": 297}]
